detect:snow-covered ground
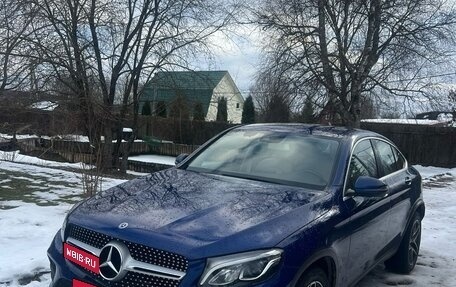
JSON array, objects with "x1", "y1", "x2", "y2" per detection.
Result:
[
  {"x1": 0, "y1": 160, "x2": 455, "y2": 287},
  {"x1": 0, "y1": 134, "x2": 39, "y2": 141},
  {"x1": 0, "y1": 160, "x2": 126, "y2": 287},
  {"x1": 29, "y1": 101, "x2": 59, "y2": 112},
  {"x1": 0, "y1": 133, "x2": 144, "y2": 143},
  {"x1": 0, "y1": 151, "x2": 88, "y2": 170}
]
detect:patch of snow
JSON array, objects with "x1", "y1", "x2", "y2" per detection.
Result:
[
  {"x1": 123, "y1": 128, "x2": 133, "y2": 133},
  {"x1": 111, "y1": 139, "x2": 144, "y2": 143},
  {"x1": 128, "y1": 154, "x2": 176, "y2": 166},
  {"x1": 414, "y1": 165, "x2": 456, "y2": 180},
  {"x1": 29, "y1": 101, "x2": 58, "y2": 111},
  {"x1": 0, "y1": 151, "x2": 88, "y2": 169},
  {"x1": 0, "y1": 203, "x2": 69, "y2": 284},
  {"x1": 55, "y1": 135, "x2": 90, "y2": 142},
  {"x1": 0, "y1": 161, "x2": 125, "y2": 207},
  {"x1": 437, "y1": 113, "x2": 454, "y2": 122},
  {"x1": 53, "y1": 135, "x2": 143, "y2": 143},
  {"x1": 0, "y1": 134, "x2": 39, "y2": 140}
]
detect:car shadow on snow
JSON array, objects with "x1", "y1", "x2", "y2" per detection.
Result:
[{"x1": 358, "y1": 249, "x2": 453, "y2": 286}]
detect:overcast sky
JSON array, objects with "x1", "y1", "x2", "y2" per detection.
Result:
[
  {"x1": 191, "y1": 26, "x2": 264, "y2": 97},
  {"x1": 196, "y1": 23, "x2": 456, "y2": 114}
]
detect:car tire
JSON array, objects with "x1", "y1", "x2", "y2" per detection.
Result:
[
  {"x1": 385, "y1": 212, "x2": 422, "y2": 274},
  {"x1": 298, "y1": 267, "x2": 330, "y2": 287}
]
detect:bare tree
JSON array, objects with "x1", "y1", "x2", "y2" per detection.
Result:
[
  {"x1": 0, "y1": 0, "x2": 37, "y2": 93},
  {"x1": 449, "y1": 90, "x2": 456, "y2": 111},
  {"x1": 10, "y1": 0, "x2": 239, "y2": 172},
  {"x1": 254, "y1": 0, "x2": 456, "y2": 127},
  {"x1": 250, "y1": 63, "x2": 295, "y2": 122},
  {"x1": 103, "y1": 0, "x2": 239, "y2": 172}
]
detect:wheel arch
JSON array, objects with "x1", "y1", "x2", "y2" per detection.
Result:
[
  {"x1": 407, "y1": 199, "x2": 425, "y2": 231},
  {"x1": 415, "y1": 200, "x2": 425, "y2": 219},
  {"x1": 289, "y1": 249, "x2": 339, "y2": 287}
]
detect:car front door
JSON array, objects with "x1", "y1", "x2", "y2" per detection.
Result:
[
  {"x1": 372, "y1": 139, "x2": 416, "y2": 252},
  {"x1": 344, "y1": 139, "x2": 391, "y2": 283}
]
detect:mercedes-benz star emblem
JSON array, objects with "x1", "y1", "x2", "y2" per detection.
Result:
[
  {"x1": 118, "y1": 222, "x2": 128, "y2": 229},
  {"x1": 99, "y1": 242, "x2": 128, "y2": 281}
]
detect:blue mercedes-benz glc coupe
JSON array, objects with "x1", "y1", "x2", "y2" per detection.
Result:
[{"x1": 48, "y1": 124, "x2": 424, "y2": 287}]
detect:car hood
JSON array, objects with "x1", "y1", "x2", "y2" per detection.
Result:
[{"x1": 70, "y1": 168, "x2": 332, "y2": 259}]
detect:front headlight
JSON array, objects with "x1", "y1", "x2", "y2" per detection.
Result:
[
  {"x1": 199, "y1": 249, "x2": 282, "y2": 286},
  {"x1": 60, "y1": 201, "x2": 84, "y2": 241},
  {"x1": 60, "y1": 214, "x2": 68, "y2": 241}
]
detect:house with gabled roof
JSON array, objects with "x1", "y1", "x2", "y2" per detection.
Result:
[{"x1": 139, "y1": 70, "x2": 244, "y2": 123}]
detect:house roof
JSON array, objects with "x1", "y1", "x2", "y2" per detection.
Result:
[
  {"x1": 141, "y1": 71, "x2": 233, "y2": 115},
  {"x1": 149, "y1": 71, "x2": 228, "y2": 90}
]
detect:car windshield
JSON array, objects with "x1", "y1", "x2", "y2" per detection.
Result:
[{"x1": 186, "y1": 129, "x2": 340, "y2": 190}]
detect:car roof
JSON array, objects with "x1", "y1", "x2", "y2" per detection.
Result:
[{"x1": 234, "y1": 123, "x2": 382, "y2": 140}]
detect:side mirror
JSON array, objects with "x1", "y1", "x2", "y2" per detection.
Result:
[
  {"x1": 353, "y1": 176, "x2": 388, "y2": 198},
  {"x1": 175, "y1": 153, "x2": 189, "y2": 165}
]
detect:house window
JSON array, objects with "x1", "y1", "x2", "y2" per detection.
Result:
[{"x1": 236, "y1": 103, "x2": 240, "y2": 109}]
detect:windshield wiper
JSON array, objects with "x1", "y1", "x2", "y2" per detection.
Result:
[{"x1": 209, "y1": 171, "x2": 282, "y2": 185}]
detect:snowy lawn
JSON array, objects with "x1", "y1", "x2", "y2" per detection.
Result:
[
  {"x1": 0, "y1": 161, "x2": 126, "y2": 287},
  {"x1": 0, "y1": 161, "x2": 455, "y2": 287},
  {"x1": 0, "y1": 151, "x2": 88, "y2": 171}
]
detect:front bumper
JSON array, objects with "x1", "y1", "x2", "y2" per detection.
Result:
[
  {"x1": 48, "y1": 231, "x2": 100, "y2": 287},
  {"x1": 48, "y1": 230, "x2": 292, "y2": 287}
]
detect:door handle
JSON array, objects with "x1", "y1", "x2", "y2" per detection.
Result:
[{"x1": 405, "y1": 177, "x2": 412, "y2": 185}]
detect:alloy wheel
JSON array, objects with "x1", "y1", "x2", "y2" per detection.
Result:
[
  {"x1": 408, "y1": 219, "x2": 421, "y2": 268},
  {"x1": 306, "y1": 281, "x2": 324, "y2": 287}
]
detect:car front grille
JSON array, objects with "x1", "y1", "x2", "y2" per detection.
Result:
[
  {"x1": 67, "y1": 224, "x2": 188, "y2": 286},
  {"x1": 99, "y1": 271, "x2": 181, "y2": 287}
]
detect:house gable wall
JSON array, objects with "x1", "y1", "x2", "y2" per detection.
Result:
[
  {"x1": 207, "y1": 74, "x2": 244, "y2": 123},
  {"x1": 139, "y1": 71, "x2": 244, "y2": 123}
]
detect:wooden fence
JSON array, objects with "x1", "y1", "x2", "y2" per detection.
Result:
[
  {"x1": 34, "y1": 139, "x2": 198, "y2": 157},
  {"x1": 15, "y1": 136, "x2": 198, "y2": 166},
  {"x1": 361, "y1": 122, "x2": 456, "y2": 168},
  {"x1": 10, "y1": 122, "x2": 456, "y2": 168},
  {"x1": 127, "y1": 161, "x2": 173, "y2": 173},
  {"x1": 37, "y1": 139, "x2": 151, "y2": 155},
  {"x1": 135, "y1": 116, "x2": 233, "y2": 145},
  {"x1": 149, "y1": 142, "x2": 199, "y2": 157}
]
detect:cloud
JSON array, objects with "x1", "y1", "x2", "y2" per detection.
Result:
[{"x1": 191, "y1": 25, "x2": 263, "y2": 96}]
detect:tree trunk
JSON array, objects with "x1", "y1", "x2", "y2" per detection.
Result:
[
  {"x1": 348, "y1": 83, "x2": 362, "y2": 128},
  {"x1": 101, "y1": 126, "x2": 113, "y2": 171},
  {"x1": 112, "y1": 128, "x2": 123, "y2": 169},
  {"x1": 120, "y1": 77, "x2": 141, "y2": 173}
]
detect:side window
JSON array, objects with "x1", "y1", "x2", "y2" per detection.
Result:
[
  {"x1": 393, "y1": 147, "x2": 406, "y2": 170},
  {"x1": 347, "y1": 140, "x2": 378, "y2": 190},
  {"x1": 373, "y1": 140, "x2": 401, "y2": 176}
]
